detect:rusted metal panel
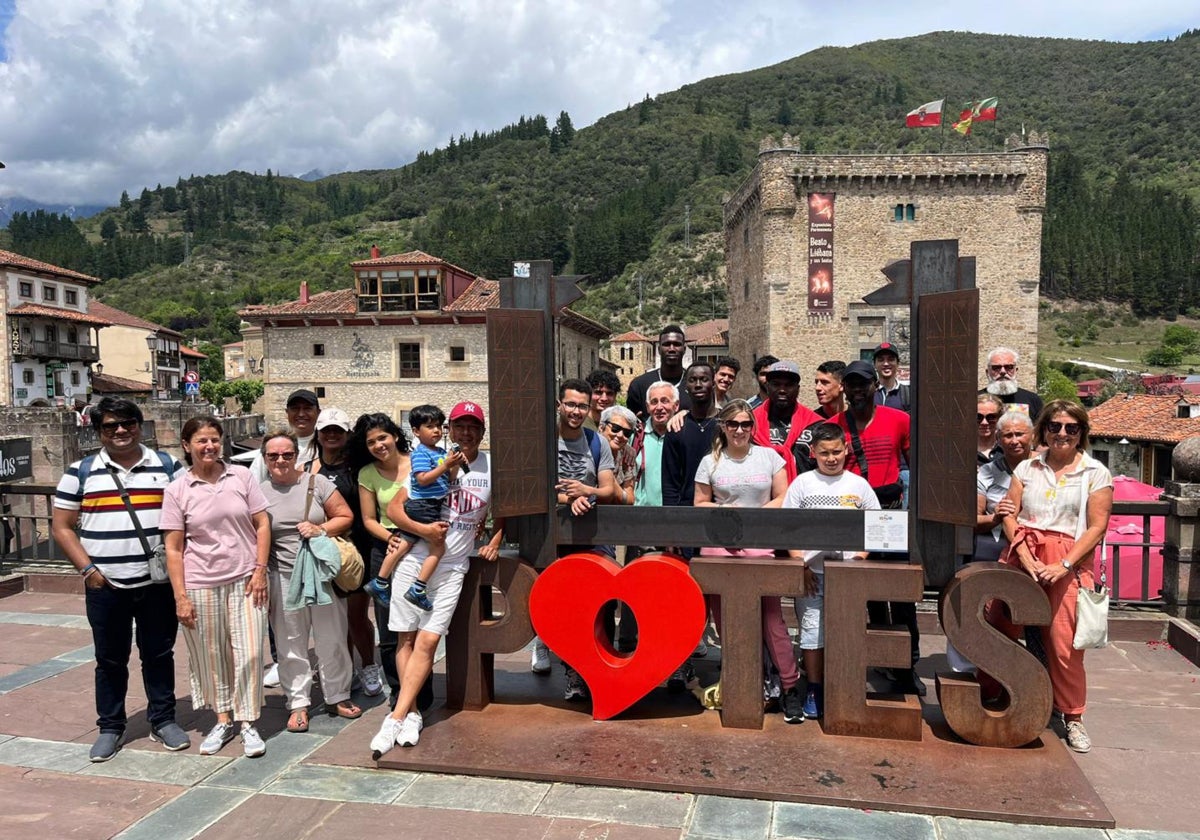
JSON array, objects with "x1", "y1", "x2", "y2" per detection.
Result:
[
  {"x1": 916, "y1": 288, "x2": 979, "y2": 527},
  {"x1": 486, "y1": 308, "x2": 549, "y2": 517}
]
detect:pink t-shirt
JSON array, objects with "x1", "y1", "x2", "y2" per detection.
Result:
[{"x1": 160, "y1": 464, "x2": 269, "y2": 588}]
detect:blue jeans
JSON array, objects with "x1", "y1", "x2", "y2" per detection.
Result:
[{"x1": 85, "y1": 582, "x2": 178, "y2": 733}]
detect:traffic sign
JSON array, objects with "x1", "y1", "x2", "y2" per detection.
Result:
[
  {"x1": 184, "y1": 370, "x2": 199, "y2": 384},
  {"x1": 184, "y1": 382, "x2": 200, "y2": 395}
]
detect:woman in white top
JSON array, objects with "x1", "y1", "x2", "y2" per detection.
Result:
[
  {"x1": 985, "y1": 399, "x2": 1113, "y2": 754},
  {"x1": 693, "y1": 400, "x2": 804, "y2": 722}
]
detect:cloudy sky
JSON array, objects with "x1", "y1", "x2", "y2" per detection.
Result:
[{"x1": 0, "y1": 0, "x2": 1194, "y2": 205}]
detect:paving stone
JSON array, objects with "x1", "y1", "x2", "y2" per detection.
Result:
[
  {"x1": 82, "y1": 746, "x2": 231, "y2": 786},
  {"x1": 935, "y1": 816, "x2": 1107, "y2": 839},
  {"x1": 192, "y1": 791, "x2": 339, "y2": 839},
  {"x1": 0, "y1": 653, "x2": 89, "y2": 694},
  {"x1": 202, "y1": 731, "x2": 331, "y2": 790},
  {"x1": 263, "y1": 763, "x2": 414, "y2": 803},
  {"x1": 0, "y1": 735, "x2": 92, "y2": 772},
  {"x1": 395, "y1": 773, "x2": 550, "y2": 814},
  {"x1": 0, "y1": 733, "x2": 13, "y2": 745},
  {"x1": 0, "y1": 611, "x2": 90, "y2": 629},
  {"x1": 537, "y1": 783, "x2": 693, "y2": 827},
  {"x1": 114, "y1": 786, "x2": 253, "y2": 840},
  {"x1": 686, "y1": 794, "x2": 771, "y2": 840},
  {"x1": 773, "y1": 802, "x2": 935, "y2": 840},
  {"x1": 1108, "y1": 830, "x2": 1200, "y2": 840},
  {"x1": 56, "y1": 645, "x2": 97, "y2": 663},
  {"x1": 0, "y1": 625, "x2": 93, "y2": 666}
]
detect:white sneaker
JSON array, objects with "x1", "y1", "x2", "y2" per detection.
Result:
[
  {"x1": 361, "y1": 664, "x2": 385, "y2": 697},
  {"x1": 262, "y1": 663, "x2": 280, "y2": 688},
  {"x1": 370, "y1": 715, "x2": 404, "y2": 757},
  {"x1": 398, "y1": 711, "x2": 423, "y2": 747},
  {"x1": 1065, "y1": 720, "x2": 1092, "y2": 753},
  {"x1": 198, "y1": 722, "x2": 236, "y2": 755},
  {"x1": 531, "y1": 639, "x2": 551, "y2": 674},
  {"x1": 241, "y1": 725, "x2": 266, "y2": 757}
]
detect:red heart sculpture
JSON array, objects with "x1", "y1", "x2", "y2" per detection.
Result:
[{"x1": 530, "y1": 551, "x2": 707, "y2": 720}]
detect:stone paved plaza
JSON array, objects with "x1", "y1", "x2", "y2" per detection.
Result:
[{"x1": 1, "y1": 589, "x2": 1198, "y2": 840}]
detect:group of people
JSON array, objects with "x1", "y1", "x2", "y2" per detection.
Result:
[
  {"x1": 54, "y1": 391, "x2": 499, "y2": 762},
  {"x1": 548, "y1": 327, "x2": 1109, "y2": 754},
  {"x1": 52, "y1": 331, "x2": 1108, "y2": 763}
]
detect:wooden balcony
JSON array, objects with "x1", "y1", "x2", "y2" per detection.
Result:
[{"x1": 12, "y1": 340, "x2": 100, "y2": 363}]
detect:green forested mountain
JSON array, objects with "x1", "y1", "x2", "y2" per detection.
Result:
[{"x1": 3, "y1": 29, "x2": 1200, "y2": 344}]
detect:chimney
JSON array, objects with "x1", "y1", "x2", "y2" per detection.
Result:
[
  {"x1": 300, "y1": 281, "x2": 309, "y2": 304},
  {"x1": 370, "y1": 244, "x2": 380, "y2": 259}
]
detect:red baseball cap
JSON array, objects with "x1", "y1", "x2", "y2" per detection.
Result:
[{"x1": 449, "y1": 401, "x2": 485, "y2": 427}]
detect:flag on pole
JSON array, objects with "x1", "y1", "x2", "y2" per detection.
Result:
[
  {"x1": 905, "y1": 99, "x2": 944, "y2": 128},
  {"x1": 974, "y1": 97, "x2": 999, "y2": 121},
  {"x1": 953, "y1": 97, "x2": 1000, "y2": 135}
]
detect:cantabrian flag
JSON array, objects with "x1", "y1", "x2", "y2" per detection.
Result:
[
  {"x1": 905, "y1": 99, "x2": 944, "y2": 128},
  {"x1": 953, "y1": 97, "x2": 999, "y2": 135},
  {"x1": 974, "y1": 97, "x2": 999, "y2": 121}
]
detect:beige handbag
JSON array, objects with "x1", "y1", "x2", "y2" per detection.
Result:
[{"x1": 1072, "y1": 468, "x2": 1109, "y2": 650}]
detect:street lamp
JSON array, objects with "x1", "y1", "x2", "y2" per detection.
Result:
[{"x1": 145, "y1": 333, "x2": 158, "y2": 400}]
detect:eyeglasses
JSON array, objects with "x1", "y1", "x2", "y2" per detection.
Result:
[
  {"x1": 989, "y1": 364, "x2": 1016, "y2": 372},
  {"x1": 266, "y1": 452, "x2": 297, "y2": 461},
  {"x1": 560, "y1": 401, "x2": 590, "y2": 412},
  {"x1": 977, "y1": 413, "x2": 1000, "y2": 424},
  {"x1": 99, "y1": 419, "x2": 139, "y2": 433},
  {"x1": 1046, "y1": 421, "x2": 1081, "y2": 436},
  {"x1": 605, "y1": 423, "x2": 634, "y2": 437},
  {"x1": 723, "y1": 420, "x2": 755, "y2": 431}
]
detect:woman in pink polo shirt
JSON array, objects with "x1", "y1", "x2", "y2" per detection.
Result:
[{"x1": 162, "y1": 417, "x2": 272, "y2": 758}]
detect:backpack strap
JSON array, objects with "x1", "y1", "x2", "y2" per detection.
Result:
[
  {"x1": 899, "y1": 383, "x2": 911, "y2": 413},
  {"x1": 75, "y1": 453, "x2": 97, "y2": 492},
  {"x1": 154, "y1": 450, "x2": 176, "y2": 478},
  {"x1": 583, "y1": 427, "x2": 603, "y2": 471}
]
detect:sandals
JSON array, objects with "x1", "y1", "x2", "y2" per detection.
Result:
[
  {"x1": 286, "y1": 708, "x2": 309, "y2": 733},
  {"x1": 326, "y1": 700, "x2": 363, "y2": 719}
]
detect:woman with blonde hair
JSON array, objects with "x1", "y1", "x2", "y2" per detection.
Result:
[{"x1": 692, "y1": 400, "x2": 801, "y2": 722}]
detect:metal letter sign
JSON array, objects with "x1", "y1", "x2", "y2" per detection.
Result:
[{"x1": 486, "y1": 308, "x2": 549, "y2": 517}]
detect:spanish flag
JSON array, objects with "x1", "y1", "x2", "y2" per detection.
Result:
[{"x1": 905, "y1": 99, "x2": 944, "y2": 128}]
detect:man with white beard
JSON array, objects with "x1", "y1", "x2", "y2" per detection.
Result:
[{"x1": 979, "y1": 347, "x2": 1043, "y2": 421}]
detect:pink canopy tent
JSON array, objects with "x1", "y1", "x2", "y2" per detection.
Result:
[{"x1": 1099, "y1": 475, "x2": 1165, "y2": 601}]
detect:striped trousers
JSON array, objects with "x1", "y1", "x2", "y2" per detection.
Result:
[{"x1": 180, "y1": 577, "x2": 267, "y2": 722}]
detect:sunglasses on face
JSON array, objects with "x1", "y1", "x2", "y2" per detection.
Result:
[
  {"x1": 605, "y1": 422, "x2": 634, "y2": 437},
  {"x1": 990, "y1": 364, "x2": 1016, "y2": 372},
  {"x1": 1046, "y1": 421, "x2": 1081, "y2": 435},
  {"x1": 266, "y1": 452, "x2": 297, "y2": 461},
  {"x1": 99, "y1": 419, "x2": 139, "y2": 433},
  {"x1": 723, "y1": 420, "x2": 754, "y2": 431},
  {"x1": 977, "y1": 413, "x2": 1000, "y2": 424}
]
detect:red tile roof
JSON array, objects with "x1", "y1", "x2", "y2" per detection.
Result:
[
  {"x1": 349, "y1": 249, "x2": 478, "y2": 279},
  {"x1": 223, "y1": 341, "x2": 244, "y2": 348},
  {"x1": 179, "y1": 345, "x2": 208, "y2": 359},
  {"x1": 92, "y1": 373, "x2": 151, "y2": 393},
  {"x1": 685, "y1": 318, "x2": 730, "y2": 345},
  {"x1": 87, "y1": 301, "x2": 181, "y2": 336},
  {"x1": 612, "y1": 330, "x2": 652, "y2": 343},
  {"x1": 0, "y1": 249, "x2": 101, "y2": 284},
  {"x1": 1089, "y1": 393, "x2": 1200, "y2": 444},
  {"x1": 7, "y1": 302, "x2": 112, "y2": 326},
  {"x1": 239, "y1": 289, "x2": 358, "y2": 317},
  {"x1": 443, "y1": 277, "x2": 498, "y2": 312}
]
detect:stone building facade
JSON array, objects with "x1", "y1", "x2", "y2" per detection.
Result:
[
  {"x1": 240, "y1": 250, "x2": 609, "y2": 439},
  {"x1": 724, "y1": 135, "x2": 1048, "y2": 405}
]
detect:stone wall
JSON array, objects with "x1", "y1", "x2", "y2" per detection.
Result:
[
  {"x1": 0, "y1": 408, "x2": 81, "y2": 485},
  {"x1": 725, "y1": 146, "x2": 1048, "y2": 407}
]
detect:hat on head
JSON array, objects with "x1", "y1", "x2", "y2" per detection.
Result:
[
  {"x1": 449, "y1": 401, "x2": 486, "y2": 427},
  {"x1": 764, "y1": 361, "x2": 801, "y2": 380},
  {"x1": 842, "y1": 360, "x2": 878, "y2": 382},
  {"x1": 315, "y1": 408, "x2": 352, "y2": 431},
  {"x1": 286, "y1": 389, "x2": 320, "y2": 408},
  {"x1": 873, "y1": 342, "x2": 900, "y2": 360}
]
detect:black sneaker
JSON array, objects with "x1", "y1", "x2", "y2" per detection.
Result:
[
  {"x1": 782, "y1": 685, "x2": 806, "y2": 724},
  {"x1": 895, "y1": 668, "x2": 927, "y2": 697},
  {"x1": 667, "y1": 662, "x2": 696, "y2": 694}
]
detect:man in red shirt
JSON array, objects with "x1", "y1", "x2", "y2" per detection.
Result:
[
  {"x1": 751, "y1": 361, "x2": 822, "y2": 482},
  {"x1": 831, "y1": 360, "x2": 924, "y2": 697}
]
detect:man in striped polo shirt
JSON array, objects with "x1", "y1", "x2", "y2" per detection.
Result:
[{"x1": 52, "y1": 397, "x2": 189, "y2": 762}]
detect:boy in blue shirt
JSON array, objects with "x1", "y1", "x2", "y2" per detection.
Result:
[{"x1": 366, "y1": 404, "x2": 465, "y2": 610}]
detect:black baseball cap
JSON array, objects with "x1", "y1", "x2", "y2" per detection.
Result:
[
  {"x1": 286, "y1": 389, "x2": 320, "y2": 408},
  {"x1": 842, "y1": 360, "x2": 878, "y2": 382},
  {"x1": 873, "y1": 343, "x2": 900, "y2": 360}
]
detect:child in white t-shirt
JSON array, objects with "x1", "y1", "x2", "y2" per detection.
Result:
[{"x1": 781, "y1": 422, "x2": 879, "y2": 719}]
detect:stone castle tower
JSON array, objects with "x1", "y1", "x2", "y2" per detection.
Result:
[{"x1": 723, "y1": 134, "x2": 1048, "y2": 403}]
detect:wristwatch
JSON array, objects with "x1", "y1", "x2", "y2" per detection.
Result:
[{"x1": 1061, "y1": 559, "x2": 1073, "y2": 569}]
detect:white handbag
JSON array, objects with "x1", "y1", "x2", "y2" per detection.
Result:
[{"x1": 1072, "y1": 468, "x2": 1109, "y2": 650}]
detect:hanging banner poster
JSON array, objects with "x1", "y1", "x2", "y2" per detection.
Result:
[{"x1": 807, "y1": 192, "x2": 835, "y2": 322}]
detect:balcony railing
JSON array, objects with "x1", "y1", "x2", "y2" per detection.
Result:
[{"x1": 13, "y1": 340, "x2": 100, "y2": 362}]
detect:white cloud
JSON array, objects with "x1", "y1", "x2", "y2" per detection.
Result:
[{"x1": 0, "y1": 0, "x2": 1194, "y2": 204}]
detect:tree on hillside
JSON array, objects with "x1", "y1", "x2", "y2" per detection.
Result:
[
  {"x1": 777, "y1": 98, "x2": 793, "y2": 127},
  {"x1": 735, "y1": 101, "x2": 751, "y2": 130}
]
